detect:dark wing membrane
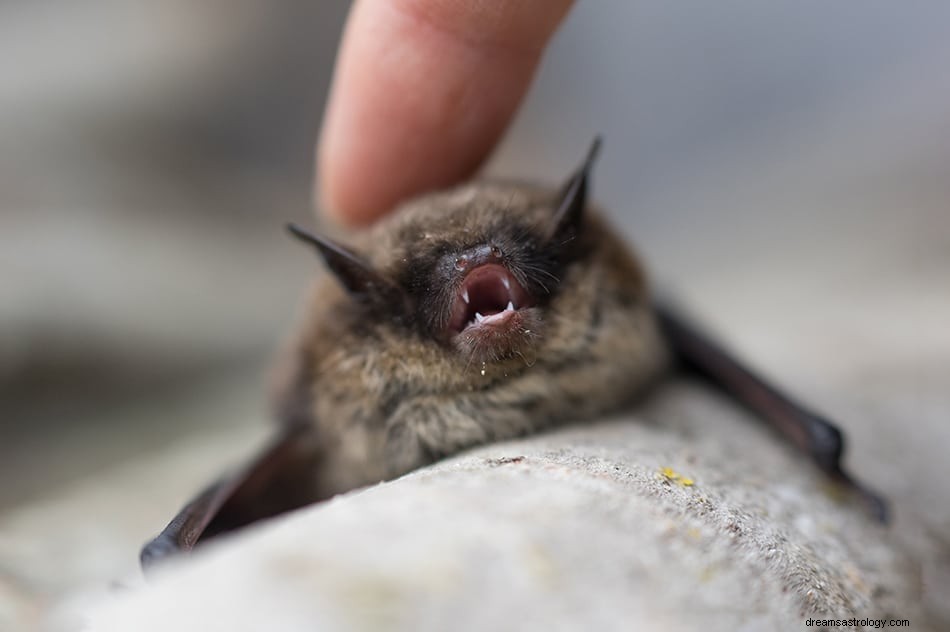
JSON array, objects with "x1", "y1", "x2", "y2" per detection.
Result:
[
  {"x1": 140, "y1": 425, "x2": 323, "y2": 572},
  {"x1": 654, "y1": 301, "x2": 888, "y2": 523}
]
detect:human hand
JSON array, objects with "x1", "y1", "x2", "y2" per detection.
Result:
[{"x1": 317, "y1": 0, "x2": 575, "y2": 226}]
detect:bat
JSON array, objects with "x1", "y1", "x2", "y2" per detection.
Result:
[{"x1": 140, "y1": 138, "x2": 887, "y2": 571}]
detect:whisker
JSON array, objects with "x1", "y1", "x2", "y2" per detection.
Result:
[
  {"x1": 524, "y1": 266, "x2": 560, "y2": 284},
  {"x1": 519, "y1": 263, "x2": 560, "y2": 294}
]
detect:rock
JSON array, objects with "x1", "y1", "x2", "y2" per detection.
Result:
[{"x1": 83, "y1": 383, "x2": 942, "y2": 631}]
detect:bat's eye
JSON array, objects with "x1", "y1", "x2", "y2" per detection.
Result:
[
  {"x1": 490, "y1": 245, "x2": 502, "y2": 258},
  {"x1": 454, "y1": 256, "x2": 469, "y2": 271}
]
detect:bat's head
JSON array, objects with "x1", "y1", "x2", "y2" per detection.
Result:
[
  {"x1": 277, "y1": 137, "x2": 661, "y2": 479},
  {"x1": 288, "y1": 138, "x2": 646, "y2": 379}
]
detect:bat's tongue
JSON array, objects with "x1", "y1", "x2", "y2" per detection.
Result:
[{"x1": 448, "y1": 264, "x2": 531, "y2": 334}]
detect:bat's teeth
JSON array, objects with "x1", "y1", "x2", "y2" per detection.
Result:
[
  {"x1": 506, "y1": 301, "x2": 515, "y2": 311},
  {"x1": 462, "y1": 288, "x2": 470, "y2": 304},
  {"x1": 475, "y1": 312, "x2": 485, "y2": 323}
]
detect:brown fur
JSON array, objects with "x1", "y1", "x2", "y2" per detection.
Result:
[{"x1": 273, "y1": 180, "x2": 669, "y2": 500}]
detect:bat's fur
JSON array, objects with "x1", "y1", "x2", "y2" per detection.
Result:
[{"x1": 274, "y1": 181, "x2": 669, "y2": 501}]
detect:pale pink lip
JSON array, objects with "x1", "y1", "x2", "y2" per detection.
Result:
[{"x1": 447, "y1": 263, "x2": 533, "y2": 335}]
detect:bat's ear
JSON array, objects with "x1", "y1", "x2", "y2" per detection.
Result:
[
  {"x1": 546, "y1": 136, "x2": 602, "y2": 244},
  {"x1": 286, "y1": 223, "x2": 408, "y2": 308}
]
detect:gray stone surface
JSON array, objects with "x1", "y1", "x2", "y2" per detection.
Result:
[{"x1": 81, "y1": 384, "x2": 945, "y2": 631}]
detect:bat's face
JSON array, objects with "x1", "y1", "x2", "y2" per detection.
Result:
[{"x1": 374, "y1": 184, "x2": 572, "y2": 365}]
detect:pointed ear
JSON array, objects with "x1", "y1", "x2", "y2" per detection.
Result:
[
  {"x1": 546, "y1": 136, "x2": 602, "y2": 243},
  {"x1": 286, "y1": 223, "x2": 406, "y2": 306}
]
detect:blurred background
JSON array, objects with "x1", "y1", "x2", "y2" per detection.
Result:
[{"x1": 2, "y1": 1, "x2": 949, "y2": 628}]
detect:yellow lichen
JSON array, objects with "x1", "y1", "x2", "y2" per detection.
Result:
[{"x1": 658, "y1": 466, "x2": 696, "y2": 488}]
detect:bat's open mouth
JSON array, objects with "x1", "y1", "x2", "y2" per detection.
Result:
[{"x1": 447, "y1": 264, "x2": 533, "y2": 335}]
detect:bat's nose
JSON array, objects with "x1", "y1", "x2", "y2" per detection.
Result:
[{"x1": 454, "y1": 244, "x2": 504, "y2": 271}]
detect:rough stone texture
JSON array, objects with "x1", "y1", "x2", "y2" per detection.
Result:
[{"x1": 80, "y1": 383, "x2": 945, "y2": 631}]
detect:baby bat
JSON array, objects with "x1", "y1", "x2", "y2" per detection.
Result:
[{"x1": 141, "y1": 138, "x2": 886, "y2": 570}]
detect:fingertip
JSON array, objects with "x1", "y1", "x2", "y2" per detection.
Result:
[
  {"x1": 316, "y1": 0, "x2": 575, "y2": 227},
  {"x1": 317, "y1": 133, "x2": 384, "y2": 228}
]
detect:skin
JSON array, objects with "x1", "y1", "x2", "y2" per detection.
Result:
[{"x1": 318, "y1": 0, "x2": 576, "y2": 226}]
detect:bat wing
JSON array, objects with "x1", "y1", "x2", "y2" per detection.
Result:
[
  {"x1": 140, "y1": 425, "x2": 322, "y2": 572},
  {"x1": 654, "y1": 302, "x2": 888, "y2": 522}
]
